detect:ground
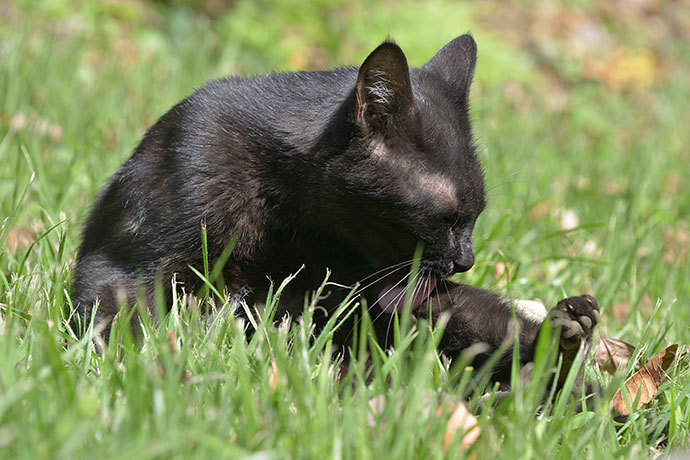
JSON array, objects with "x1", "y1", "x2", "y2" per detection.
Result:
[{"x1": 1, "y1": 0, "x2": 689, "y2": 458}]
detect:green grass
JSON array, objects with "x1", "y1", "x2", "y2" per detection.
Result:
[{"x1": 1, "y1": 0, "x2": 690, "y2": 458}]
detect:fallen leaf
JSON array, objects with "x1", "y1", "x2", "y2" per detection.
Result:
[
  {"x1": 4, "y1": 227, "x2": 36, "y2": 254},
  {"x1": 663, "y1": 171, "x2": 681, "y2": 196},
  {"x1": 367, "y1": 394, "x2": 387, "y2": 428},
  {"x1": 559, "y1": 208, "x2": 580, "y2": 231},
  {"x1": 502, "y1": 80, "x2": 527, "y2": 107},
  {"x1": 584, "y1": 48, "x2": 657, "y2": 91},
  {"x1": 528, "y1": 201, "x2": 551, "y2": 222},
  {"x1": 663, "y1": 223, "x2": 690, "y2": 268},
  {"x1": 572, "y1": 175, "x2": 591, "y2": 190},
  {"x1": 639, "y1": 293, "x2": 653, "y2": 315},
  {"x1": 493, "y1": 262, "x2": 513, "y2": 287},
  {"x1": 603, "y1": 180, "x2": 626, "y2": 196},
  {"x1": 582, "y1": 239, "x2": 601, "y2": 257},
  {"x1": 268, "y1": 350, "x2": 279, "y2": 393},
  {"x1": 611, "y1": 302, "x2": 631, "y2": 324},
  {"x1": 159, "y1": 329, "x2": 189, "y2": 382},
  {"x1": 594, "y1": 337, "x2": 637, "y2": 375},
  {"x1": 9, "y1": 111, "x2": 63, "y2": 143},
  {"x1": 367, "y1": 390, "x2": 436, "y2": 428},
  {"x1": 636, "y1": 246, "x2": 652, "y2": 259},
  {"x1": 610, "y1": 344, "x2": 678, "y2": 415},
  {"x1": 287, "y1": 49, "x2": 309, "y2": 70},
  {"x1": 443, "y1": 401, "x2": 481, "y2": 453},
  {"x1": 167, "y1": 329, "x2": 179, "y2": 358}
]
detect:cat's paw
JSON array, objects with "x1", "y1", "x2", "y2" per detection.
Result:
[{"x1": 548, "y1": 294, "x2": 600, "y2": 351}]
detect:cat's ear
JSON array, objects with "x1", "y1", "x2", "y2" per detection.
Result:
[
  {"x1": 424, "y1": 34, "x2": 477, "y2": 99},
  {"x1": 355, "y1": 42, "x2": 417, "y2": 135}
]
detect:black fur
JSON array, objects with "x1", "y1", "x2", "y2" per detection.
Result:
[{"x1": 72, "y1": 35, "x2": 597, "y2": 386}]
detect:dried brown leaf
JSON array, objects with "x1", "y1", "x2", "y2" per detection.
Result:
[
  {"x1": 663, "y1": 171, "x2": 681, "y2": 196},
  {"x1": 528, "y1": 201, "x2": 551, "y2": 222},
  {"x1": 611, "y1": 302, "x2": 631, "y2": 324},
  {"x1": 9, "y1": 111, "x2": 63, "y2": 143},
  {"x1": 558, "y1": 208, "x2": 580, "y2": 231},
  {"x1": 610, "y1": 344, "x2": 678, "y2": 415},
  {"x1": 493, "y1": 262, "x2": 513, "y2": 287},
  {"x1": 167, "y1": 329, "x2": 179, "y2": 358},
  {"x1": 595, "y1": 337, "x2": 637, "y2": 375},
  {"x1": 584, "y1": 48, "x2": 657, "y2": 90},
  {"x1": 4, "y1": 227, "x2": 36, "y2": 254},
  {"x1": 268, "y1": 351, "x2": 279, "y2": 393},
  {"x1": 367, "y1": 390, "x2": 439, "y2": 428},
  {"x1": 663, "y1": 223, "x2": 690, "y2": 267},
  {"x1": 443, "y1": 402, "x2": 481, "y2": 453},
  {"x1": 603, "y1": 181, "x2": 626, "y2": 196}
]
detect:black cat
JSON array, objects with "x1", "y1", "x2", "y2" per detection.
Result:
[{"x1": 72, "y1": 34, "x2": 598, "y2": 385}]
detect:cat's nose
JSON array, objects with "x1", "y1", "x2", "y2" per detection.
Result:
[
  {"x1": 449, "y1": 229, "x2": 475, "y2": 273},
  {"x1": 454, "y1": 241, "x2": 474, "y2": 272},
  {"x1": 454, "y1": 252, "x2": 474, "y2": 273}
]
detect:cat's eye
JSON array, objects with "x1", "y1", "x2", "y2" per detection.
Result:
[{"x1": 443, "y1": 212, "x2": 463, "y2": 228}]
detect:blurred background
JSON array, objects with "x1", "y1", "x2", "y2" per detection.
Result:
[{"x1": 1, "y1": 0, "x2": 689, "y2": 327}]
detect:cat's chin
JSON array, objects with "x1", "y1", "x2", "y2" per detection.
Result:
[{"x1": 377, "y1": 276, "x2": 437, "y2": 314}]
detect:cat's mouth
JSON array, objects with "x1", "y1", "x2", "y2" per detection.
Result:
[{"x1": 377, "y1": 275, "x2": 437, "y2": 314}]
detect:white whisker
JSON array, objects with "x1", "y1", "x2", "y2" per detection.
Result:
[
  {"x1": 381, "y1": 272, "x2": 423, "y2": 348},
  {"x1": 352, "y1": 261, "x2": 413, "y2": 297}
]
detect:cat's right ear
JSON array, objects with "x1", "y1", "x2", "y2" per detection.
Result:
[
  {"x1": 355, "y1": 42, "x2": 417, "y2": 136},
  {"x1": 423, "y1": 34, "x2": 477, "y2": 100}
]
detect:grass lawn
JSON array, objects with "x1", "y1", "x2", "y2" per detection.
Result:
[{"x1": 1, "y1": 0, "x2": 689, "y2": 458}]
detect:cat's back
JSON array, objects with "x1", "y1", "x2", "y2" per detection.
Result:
[
  {"x1": 197, "y1": 67, "x2": 357, "y2": 109},
  {"x1": 80, "y1": 66, "x2": 360, "y2": 260},
  {"x1": 174, "y1": 67, "x2": 358, "y2": 138}
]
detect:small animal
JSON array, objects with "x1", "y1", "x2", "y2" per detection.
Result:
[{"x1": 72, "y1": 34, "x2": 598, "y2": 385}]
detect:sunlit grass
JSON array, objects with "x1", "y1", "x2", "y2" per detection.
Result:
[{"x1": 1, "y1": 1, "x2": 689, "y2": 458}]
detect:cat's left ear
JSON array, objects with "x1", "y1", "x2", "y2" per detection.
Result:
[
  {"x1": 423, "y1": 34, "x2": 477, "y2": 100},
  {"x1": 355, "y1": 42, "x2": 417, "y2": 136}
]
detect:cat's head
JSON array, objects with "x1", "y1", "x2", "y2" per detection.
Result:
[{"x1": 337, "y1": 34, "x2": 486, "y2": 281}]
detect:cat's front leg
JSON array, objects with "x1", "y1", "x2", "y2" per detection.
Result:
[
  {"x1": 545, "y1": 294, "x2": 600, "y2": 388},
  {"x1": 426, "y1": 285, "x2": 599, "y2": 389},
  {"x1": 424, "y1": 283, "x2": 543, "y2": 384}
]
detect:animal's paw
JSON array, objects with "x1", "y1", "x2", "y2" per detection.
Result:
[{"x1": 548, "y1": 294, "x2": 600, "y2": 352}]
